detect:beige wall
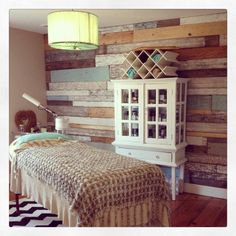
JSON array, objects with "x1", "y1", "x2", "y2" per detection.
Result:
[{"x1": 9, "y1": 28, "x2": 47, "y2": 142}]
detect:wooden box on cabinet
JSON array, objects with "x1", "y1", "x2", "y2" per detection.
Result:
[{"x1": 112, "y1": 78, "x2": 188, "y2": 200}]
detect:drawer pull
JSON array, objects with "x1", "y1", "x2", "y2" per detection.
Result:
[
  {"x1": 155, "y1": 155, "x2": 160, "y2": 159},
  {"x1": 128, "y1": 152, "x2": 132, "y2": 155}
]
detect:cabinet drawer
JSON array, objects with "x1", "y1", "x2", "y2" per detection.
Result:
[{"x1": 116, "y1": 147, "x2": 172, "y2": 164}]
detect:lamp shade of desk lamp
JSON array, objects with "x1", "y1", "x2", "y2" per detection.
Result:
[{"x1": 47, "y1": 11, "x2": 99, "y2": 50}]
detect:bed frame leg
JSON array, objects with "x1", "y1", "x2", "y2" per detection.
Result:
[{"x1": 15, "y1": 194, "x2": 20, "y2": 215}]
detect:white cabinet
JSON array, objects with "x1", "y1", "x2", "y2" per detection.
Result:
[{"x1": 112, "y1": 78, "x2": 188, "y2": 200}]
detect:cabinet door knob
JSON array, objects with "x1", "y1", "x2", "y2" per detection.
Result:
[
  {"x1": 155, "y1": 155, "x2": 160, "y2": 159},
  {"x1": 128, "y1": 152, "x2": 132, "y2": 155}
]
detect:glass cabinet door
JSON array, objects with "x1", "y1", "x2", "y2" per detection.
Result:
[
  {"x1": 145, "y1": 85, "x2": 171, "y2": 144},
  {"x1": 117, "y1": 85, "x2": 143, "y2": 141}
]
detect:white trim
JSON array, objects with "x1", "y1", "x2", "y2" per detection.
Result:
[{"x1": 184, "y1": 183, "x2": 227, "y2": 199}]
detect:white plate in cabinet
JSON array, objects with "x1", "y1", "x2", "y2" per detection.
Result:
[{"x1": 116, "y1": 147, "x2": 172, "y2": 164}]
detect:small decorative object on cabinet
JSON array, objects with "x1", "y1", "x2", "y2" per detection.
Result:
[
  {"x1": 122, "y1": 47, "x2": 179, "y2": 80},
  {"x1": 112, "y1": 48, "x2": 188, "y2": 200}
]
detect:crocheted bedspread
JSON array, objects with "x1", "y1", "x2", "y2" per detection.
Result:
[{"x1": 14, "y1": 140, "x2": 170, "y2": 226}]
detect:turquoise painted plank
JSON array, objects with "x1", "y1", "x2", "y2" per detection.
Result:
[
  {"x1": 47, "y1": 96, "x2": 69, "y2": 101},
  {"x1": 212, "y1": 95, "x2": 227, "y2": 111},
  {"x1": 51, "y1": 66, "x2": 110, "y2": 82}
]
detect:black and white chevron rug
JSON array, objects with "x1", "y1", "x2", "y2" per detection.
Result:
[{"x1": 9, "y1": 198, "x2": 64, "y2": 227}]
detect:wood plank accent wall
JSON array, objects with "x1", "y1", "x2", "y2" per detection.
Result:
[{"x1": 43, "y1": 12, "x2": 227, "y2": 189}]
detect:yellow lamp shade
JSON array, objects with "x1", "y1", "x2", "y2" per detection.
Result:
[{"x1": 48, "y1": 11, "x2": 99, "y2": 50}]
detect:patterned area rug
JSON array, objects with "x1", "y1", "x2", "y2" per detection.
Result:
[{"x1": 9, "y1": 198, "x2": 64, "y2": 227}]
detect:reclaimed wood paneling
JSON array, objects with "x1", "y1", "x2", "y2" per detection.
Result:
[
  {"x1": 186, "y1": 122, "x2": 227, "y2": 133},
  {"x1": 180, "y1": 13, "x2": 226, "y2": 25},
  {"x1": 186, "y1": 152, "x2": 227, "y2": 165},
  {"x1": 73, "y1": 101, "x2": 114, "y2": 107},
  {"x1": 49, "y1": 81, "x2": 107, "y2": 91},
  {"x1": 174, "y1": 47, "x2": 227, "y2": 61},
  {"x1": 46, "y1": 59, "x2": 95, "y2": 71},
  {"x1": 104, "y1": 37, "x2": 206, "y2": 54},
  {"x1": 100, "y1": 31, "x2": 133, "y2": 45},
  {"x1": 179, "y1": 58, "x2": 227, "y2": 70},
  {"x1": 178, "y1": 69, "x2": 227, "y2": 78},
  {"x1": 187, "y1": 88, "x2": 227, "y2": 95},
  {"x1": 69, "y1": 123, "x2": 114, "y2": 131},
  {"x1": 66, "y1": 128, "x2": 115, "y2": 138},
  {"x1": 88, "y1": 107, "x2": 114, "y2": 118},
  {"x1": 208, "y1": 142, "x2": 227, "y2": 156},
  {"x1": 204, "y1": 35, "x2": 220, "y2": 47},
  {"x1": 186, "y1": 131, "x2": 227, "y2": 139},
  {"x1": 186, "y1": 112, "x2": 227, "y2": 123},
  {"x1": 188, "y1": 77, "x2": 227, "y2": 89},
  {"x1": 187, "y1": 95, "x2": 212, "y2": 110},
  {"x1": 212, "y1": 95, "x2": 227, "y2": 111},
  {"x1": 47, "y1": 105, "x2": 88, "y2": 117},
  {"x1": 51, "y1": 66, "x2": 110, "y2": 82},
  {"x1": 133, "y1": 21, "x2": 227, "y2": 43},
  {"x1": 67, "y1": 116, "x2": 114, "y2": 126},
  {"x1": 186, "y1": 136, "x2": 207, "y2": 146},
  {"x1": 95, "y1": 53, "x2": 126, "y2": 67}
]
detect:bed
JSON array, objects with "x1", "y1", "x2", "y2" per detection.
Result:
[{"x1": 9, "y1": 133, "x2": 171, "y2": 227}]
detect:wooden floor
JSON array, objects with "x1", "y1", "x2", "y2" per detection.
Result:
[
  {"x1": 9, "y1": 191, "x2": 227, "y2": 227},
  {"x1": 170, "y1": 193, "x2": 227, "y2": 227}
]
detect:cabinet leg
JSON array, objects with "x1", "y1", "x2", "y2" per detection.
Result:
[
  {"x1": 179, "y1": 164, "x2": 185, "y2": 193},
  {"x1": 171, "y1": 167, "x2": 176, "y2": 200}
]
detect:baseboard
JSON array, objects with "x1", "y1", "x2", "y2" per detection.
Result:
[{"x1": 184, "y1": 183, "x2": 227, "y2": 199}]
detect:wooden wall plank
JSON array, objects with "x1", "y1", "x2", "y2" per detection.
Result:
[
  {"x1": 46, "y1": 59, "x2": 95, "y2": 71},
  {"x1": 100, "y1": 31, "x2": 133, "y2": 45},
  {"x1": 88, "y1": 107, "x2": 114, "y2": 118},
  {"x1": 186, "y1": 136, "x2": 207, "y2": 146},
  {"x1": 208, "y1": 142, "x2": 227, "y2": 156},
  {"x1": 47, "y1": 95, "x2": 69, "y2": 101},
  {"x1": 105, "y1": 37, "x2": 205, "y2": 54},
  {"x1": 179, "y1": 58, "x2": 227, "y2": 70},
  {"x1": 204, "y1": 35, "x2": 220, "y2": 47},
  {"x1": 45, "y1": 50, "x2": 96, "y2": 63},
  {"x1": 95, "y1": 53, "x2": 126, "y2": 67},
  {"x1": 186, "y1": 113, "x2": 227, "y2": 123},
  {"x1": 47, "y1": 105, "x2": 88, "y2": 117},
  {"x1": 186, "y1": 152, "x2": 227, "y2": 165},
  {"x1": 70, "y1": 123, "x2": 114, "y2": 131},
  {"x1": 180, "y1": 13, "x2": 226, "y2": 25},
  {"x1": 73, "y1": 101, "x2": 114, "y2": 107},
  {"x1": 49, "y1": 81, "x2": 107, "y2": 91},
  {"x1": 47, "y1": 100, "x2": 72, "y2": 106},
  {"x1": 50, "y1": 66, "x2": 110, "y2": 82},
  {"x1": 133, "y1": 21, "x2": 227, "y2": 43},
  {"x1": 186, "y1": 131, "x2": 227, "y2": 139},
  {"x1": 173, "y1": 46, "x2": 227, "y2": 61},
  {"x1": 187, "y1": 88, "x2": 227, "y2": 95},
  {"x1": 67, "y1": 116, "x2": 114, "y2": 126},
  {"x1": 91, "y1": 136, "x2": 115, "y2": 144},
  {"x1": 66, "y1": 128, "x2": 115, "y2": 138},
  {"x1": 157, "y1": 18, "x2": 180, "y2": 27},
  {"x1": 186, "y1": 122, "x2": 226, "y2": 133},
  {"x1": 188, "y1": 77, "x2": 227, "y2": 89},
  {"x1": 178, "y1": 69, "x2": 227, "y2": 78},
  {"x1": 186, "y1": 162, "x2": 217, "y2": 173},
  {"x1": 68, "y1": 95, "x2": 114, "y2": 102},
  {"x1": 187, "y1": 95, "x2": 212, "y2": 110},
  {"x1": 47, "y1": 90, "x2": 89, "y2": 96},
  {"x1": 220, "y1": 35, "x2": 227, "y2": 46},
  {"x1": 212, "y1": 95, "x2": 227, "y2": 111}
]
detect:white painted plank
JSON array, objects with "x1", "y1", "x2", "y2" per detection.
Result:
[
  {"x1": 49, "y1": 81, "x2": 107, "y2": 91},
  {"x1": 47, "y1": 90, "x2": 89, "y2": 96},
  {"x1": 187, "y1": 88, "x2": 227, "y2": 95},
  {"x1": 66, "y1": 116, "x2": 114, "y2": 126},
  {"x1": 96, "y1": 53, "x2": 126, "y2": 67},
  {"x1": 73, "y1": 101, "x2": 114, "y2": 107},
  {"x1": 180, "y1": 12, "x2": 227, "y2": 25}
]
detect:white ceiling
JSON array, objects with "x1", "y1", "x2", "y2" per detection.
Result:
[{"x1": 9, "y1": 9, "x2": 226, "y2": 34}]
